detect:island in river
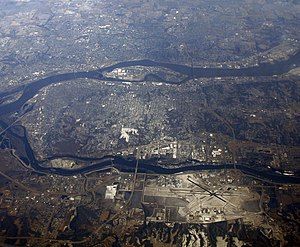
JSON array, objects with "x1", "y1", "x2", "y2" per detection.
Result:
[
  {"x1": 0, "y1": 48, "x2": 299, "y2": 246},
  {"x1": 0, "y1": 0, "x2": 300, "y2": 245}
]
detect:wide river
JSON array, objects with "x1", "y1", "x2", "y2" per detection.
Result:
[{"x1": 0, "y1": 53, "x2": 299, "y2": 184}]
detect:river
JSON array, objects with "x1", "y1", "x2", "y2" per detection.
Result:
[{"x1": 0, "y1": 53, "x2": 299, "y2": 183}]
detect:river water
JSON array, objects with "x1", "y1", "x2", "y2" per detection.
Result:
[{"x1": 0, "y1": 53, "x2": 299, "y2": 183}]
